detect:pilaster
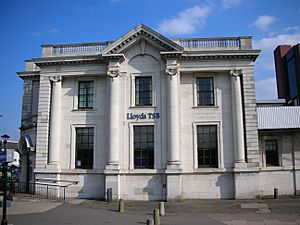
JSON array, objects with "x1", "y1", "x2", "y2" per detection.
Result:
[
  {"x1": 106, "y1": 61, "x2": 121, "y2": 169},
  {"x1": 230, "y1": 70, "x2": 246, "y2": 168},
  {"x1": 47, "y1": 75, "x2": 62, "y2": 170},
  {"x1": 165, "y1": 59, "x2": 180, "y2": 167}
]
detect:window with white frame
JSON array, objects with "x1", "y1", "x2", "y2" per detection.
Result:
[
  {"x1": 196, "y1": 77, "x2": 214, "y2": 106},
  {"x1": 75, "y1": 127, "x2": 94, "y2": 169},
  {"x1": 134, "y1": 125, "x2": 154, "y2": 169},
  {"x1": 265, "y1": 140, "x2": 279, "y2": 166},
  {"x1": 78, "y1": 81, "x2": 94, "y2": 109},
  {"x1": 197, "y1": 125, "x2": 218, "y2": 168},
  {"x1": 135, "y1": 76, "x2": 152, "y2": 106}
]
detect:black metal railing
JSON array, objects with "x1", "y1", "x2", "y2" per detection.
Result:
[{"x1": 5, "y1": 181, "x2": 67, "y2": 201}]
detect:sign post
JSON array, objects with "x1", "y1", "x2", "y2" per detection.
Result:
[{"x1": 1, "y1": 134, "x2": 11, "y2": 225}]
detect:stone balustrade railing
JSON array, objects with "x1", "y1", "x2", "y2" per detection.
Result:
[
  {"x1": 41, "y1": 36, "x2": 253, "y2": 57},
  {"x1": 173, "y1": 36, "x2": 252, "y2": 50},
  {"x1": 42, "y1": 42, "x2": 113, "y2": 57}
]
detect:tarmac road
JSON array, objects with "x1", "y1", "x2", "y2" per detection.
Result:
[{"x1": 2, "y1": 197, "x2": 300, "y2": 225}]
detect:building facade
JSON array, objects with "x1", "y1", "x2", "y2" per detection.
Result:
[
  {"x1": 257, "y1": 104, "x2": 300, "y2": 196},
  {"x1": 274, "y1": 44, "x2": 300, "y2": 106},
  {"x1": 18, "y1": 24, "x2": 265, "y2": 200}
]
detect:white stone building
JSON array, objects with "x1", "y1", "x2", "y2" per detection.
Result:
[{"x1": 18, "y1": 24, "x2": 267, "y2": 200}]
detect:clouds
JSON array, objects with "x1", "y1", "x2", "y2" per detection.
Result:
[
  {"x1": 158, "y1": 6, "x2": 210, "y2": 35},
  {"x1": 49, "y1": 28, "x2": 59, "y2": 34},
  {"x1": 254, "y1": 32, "x2": 300, "y2": 70},
  {"x1": 253, "y1": 15, "x2": 276, "y2": 31},
  {"x1": 157, "y1": 0, "x2": 242, "y2": 35},
  {"x1": 254, "y1": 31, "x2": 300, "y2": 100},
  {"x1": 221, "y1": 0, "x2": 241, "y2": 9},
  {"x1": 30, "y1": 28, "x2": 59, "y2": 37},
  {"x1": 255, "y1": 77, "x2": 278, "y2": 100}
]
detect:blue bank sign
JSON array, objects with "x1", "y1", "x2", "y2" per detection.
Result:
[
  {"x1": 0, "y1": 150, "x2": 14, "y2": 163},
  {"x1": 0, "y1": 151, "x2": 6, "y2": 163},
  {"x1": 127, "y1": 112, "x2": 160, "y2": 120}
]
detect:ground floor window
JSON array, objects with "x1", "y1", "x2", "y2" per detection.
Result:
[
  {"x1": 134, "y1": 125, "x2": 154, "y2": 169},
  {"x1": 75, "y1": 127, "x2": 94, "y2": 169},
  {"x1": 197, "y1": 125, "x2": 218, "y2": 168},
  {"x1": 265, "y1": 140, "x2": 279, "y2": 166}
]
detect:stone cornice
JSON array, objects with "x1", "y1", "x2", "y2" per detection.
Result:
[
  {"x1": 102, "y1": 54, "x2": 125, "y2": 62},
  {"x1": 180, "y1": 51, "x2": 260, "y2": 62},
  {"x1": 34, "y1": 57, "x2": 104, "y2": 66},
  {"x1": 160, "y1": 51, "x2": 182, "y2": 59},
  {"x1": 17, "y1": 71, "x2": 40, "y2": 79}
]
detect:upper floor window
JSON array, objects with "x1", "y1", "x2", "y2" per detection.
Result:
[
  {"x1": 75, "y1": 127, "x2": 94, "y2": 169},
  {"x1": 135, "y1": 77, "x2": 152, "y2": 106},
  {"x1": 265, "y1": 140, "x2": 279, "y2": 166},
  {"x1": 197, "y1": 125, "x2": 218, "y2": 168},
  {"x1": 196, "y1": 77, "x2": 214, "y2": 106},
  {"x1": 78, "y1": 81, "x2": 94, "y2": 109},
  {"x1": 134, "y1": 125, "x2": 154, "y2": 169}
]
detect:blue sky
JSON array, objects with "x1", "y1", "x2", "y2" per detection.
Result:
[{"x1": 0, "y1": 0, "x2": 300, "y2": 140}]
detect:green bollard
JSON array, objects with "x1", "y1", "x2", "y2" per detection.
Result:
[
  {"x1": 147, "y1": 218, "x2": 154, "y2": 225},
  {"x1": 153, "y1": 208, "x2": 160, "y2": 225},
  {"x1": 118, "y1": 199, "x2": 125, "y2": 212},
  {"x1": 159, "y1": 202, "x2": 165, "y2": 216}
]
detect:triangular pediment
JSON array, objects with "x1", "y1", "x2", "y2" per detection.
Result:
[{"x1": 101, "y1": 24, "x2": 183, "y2": 55}]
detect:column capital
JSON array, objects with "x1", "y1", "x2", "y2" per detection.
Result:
[
  {"x1": 230, "y1": 69, "x2": 242, "y2": 77},
  {"x1": 107, "y1": 60, "x2": 122, "y2": 78},
  {"x1": 49, "y1": 75, "x2": 62, "y2": 83},
  {"x1": 107, "y1": 68, "x2": 120, "y2": 78},
  {"x1": 165, "y1": 67, "x2": 178, "y2": 76},
  {"x1": 165, "y1": 58, "x2": 179, "y2": 76}
]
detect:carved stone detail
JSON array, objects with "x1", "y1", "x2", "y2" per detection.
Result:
[
  {"x1": 166, "y1": 67, "x2": 178, "y2": 76},
  {"x1": 49, "y1": 75, "x2": 62, "y2": 83},
  {"x1": 230, "y1": 69, "x2": 242, "y2": 77},
  {"x1": 107, "y1": 68, "x2": 120, "y2": 78}
]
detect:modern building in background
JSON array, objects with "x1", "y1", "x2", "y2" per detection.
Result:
[
  {"x1": 274, "y1": 44, "x2": 300, "y2": 105},
  {"x1": 17, "y1": 24, "x2": 299, "y2": 200}
]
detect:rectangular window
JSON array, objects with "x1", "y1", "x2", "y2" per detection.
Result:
[
  {"x1": 197, "y1": 125, "x2": 218, "y2": 168},
  {"x1": 196, "y1": 77, "x2": 214, "y2": 106},
  {"x1": 135, "y1": 77, "x2": 152, "y2": 106},
  {"x1": 265, "y1": 140, "x2": 279, "y2": 166},
  {"x1": 134, "y1": 125, "x2": 154, "y2": 169},
  {"x1": 75, "y1": 127, "x2": 94, "y2": 169},
  {"x1": 78, "y1": 81, "x2": 94, "y2": 109}
]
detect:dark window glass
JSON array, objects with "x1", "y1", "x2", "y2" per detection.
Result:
[
  {"x1": 197, "y1": 125, "x2": 218, "y2": 167},
  {"x1": 78, "y1": 81, "x2": 94, "y2": 109},
  {"x1": 135, "y1": 77, "x2": 152, "y2": 106},
  {"x1": 286, "y1": 58, "x2": 298, "y2": 99},
  {"x1": 265, "y1": 140, "x2": 279, "y2": 166},
  {"x1": 134, "y1": 125, "x2": 154, "y2": 169},
  {"x1": 76, "y1": 127, "x2": 94, "y2": 169},
  {"x1": 196, "y1": 77, "x2": 214, "y2": 106}
]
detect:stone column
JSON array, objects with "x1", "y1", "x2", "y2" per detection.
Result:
[
  {"x1": 166, "y1": 60, "x2": 180, "y2": 166},
  {"x1": 230, "y1": 70, "x2": 246, "y2": 166},
  {"x1": 106, "y1": 62, "x2": 120, "y2": 168},
  {"x1": 48, "y1": 75, "x2": 62, "y2": 169}
]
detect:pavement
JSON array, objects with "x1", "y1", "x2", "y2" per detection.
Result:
[{"x1": 1, "y1": 196, "x2": 300, "y2": 225}]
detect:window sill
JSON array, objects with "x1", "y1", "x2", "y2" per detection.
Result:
[
  {"x1": 72, "y1": 108, "x2": 97, "y2": 112},
  {"x1": 129, "y1": 106, "x2": 157, "y2": 109},
  {"x1": 192, "y1": 105, "x2": 219, "y2": 109},
  {"x1": 128, "y1": 169, "x2": 162, "y2": 174},
  {"x1": 61, "y1": 169, "x2": 104, "y2": 174},
  {"x1": 193, "y1": 167, "x2": 227, "y2": 173}
]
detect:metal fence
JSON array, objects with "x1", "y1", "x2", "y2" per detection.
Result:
[{"x1": 7, "y1": 181, "x2": 67, "y2": 201}]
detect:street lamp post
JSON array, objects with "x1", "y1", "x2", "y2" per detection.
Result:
[{"x1": 1, "y1": 134, "x2": 10, "y2": 225}]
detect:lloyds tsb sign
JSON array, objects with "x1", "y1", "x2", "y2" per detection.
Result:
[{"x1": 127, "y1": 113, "x2": 160, "y2": 120}]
